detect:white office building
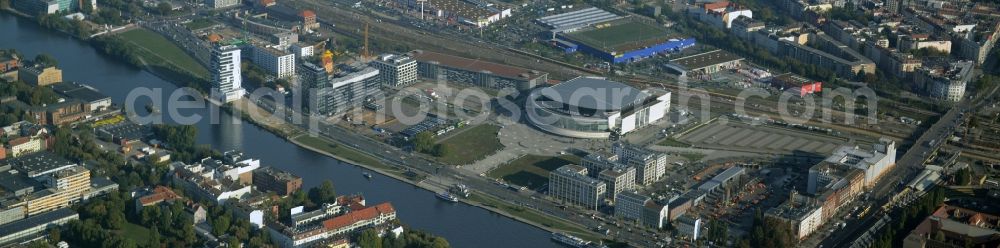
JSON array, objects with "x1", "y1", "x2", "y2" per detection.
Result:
[
  {"x1": 371, "y1": 54, "x2": 418, "y2": 88},
  {"x1": 253, "y1": 45, "x2": 296, "y2": 78},
  {"x1": 206, "y1": 0, "x2": 238, "y2": 8},
  {"x1": 211, "y1": 45, "x2": 246, "y2": 103},
  {"x1": 549, "y1": 164, "x2": 606, "y2": 210}
]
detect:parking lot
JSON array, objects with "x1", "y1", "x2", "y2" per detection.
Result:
[{"x1": 677, "y1": 118, "x2": 848, "y2": 156}]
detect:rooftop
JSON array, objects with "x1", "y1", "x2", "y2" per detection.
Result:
[
  {"x1": 409, "y1": 50, "x2": 546, "y2": 81},
  {"x1": 50, "y1": 82, "x2": 110, "y2": 103},
  {"x1": 538, "y1": 77, "x2": 650, "y2": 111},
  {"x1": 668, "y1": 50, "x2": 744, "y2": 71},
  {"x1": 321, "y1": 202, "x2": 395, "y2": 231},
  {"x1": 2, "y1": 151, "x2": 77, "y2": 178},
  {"x1": 537, "y1": 7, "x2": 623, "y2": 32},
  {"x1": 0, "y1": 208, "x2": 77, "y2": 237}
]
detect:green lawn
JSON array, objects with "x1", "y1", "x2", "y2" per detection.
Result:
[
  {"x1": 184, "y1": 18, "x2": 218, "y2": 30},
  {"x1": 467, "y1": 192, "x2": 598, "y2": 241},
  {"x1": 119, "y1": 222, "x2": 152, "y2": 244},
  {"x1": 657, "y1": 138, "x2": 691, "y2": 147},
  {"x1": 293, "y1": 135, "x2": 386, "y2": 168},
  {"x1": 488, "y1": 154, "x2": 581, "y2": 190},
  {"x1": 565, "y1": 20, "x2": 670, "y2": 51},
  {"x1": 679, "y1": 153, "x2": 706, "y2": 162},
  {"x1": 118, "y1": 29, "x2": 209, "y2": 79},
  {"x1": 435, "y1": 124, "x2": 503, "y2": 165}
]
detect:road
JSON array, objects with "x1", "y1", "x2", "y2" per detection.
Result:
[
  {"x1": 254, "y1": 98, "x2": 665, "y2": 247},
  {"x1": 821, "y1": 81, "x2": 999, "y2": 248}
]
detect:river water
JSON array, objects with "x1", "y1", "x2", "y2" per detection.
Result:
[{"x1": 0, "y1": 14, "x2": 561, "y2": 248}]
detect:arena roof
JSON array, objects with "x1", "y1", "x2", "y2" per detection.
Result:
[{"x1": 539, "y1": 77, "x2": 650, "y2": 111}]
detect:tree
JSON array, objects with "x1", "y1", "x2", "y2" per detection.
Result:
[
  {"x1": 412, "y1": 131, "x2": 435, "y2": 153},
  {"x1": 309, "y1": 180, "x2": 337, "y2": 204},
  {"x1": 212, "y1": 214, "x2": 231, "y2": 236},
  {"x1": 358, "y1": 229, "x2": 382, "y2": 248},
  {"x1": 34, "y1": 53, "x2": 58, "y2": 67},
  {"x1": 431, "y1": 144, "x2": 449, "y2": 157},
  {"x1": 955, "y1": 168, "x2": 972, "y2": 186},
  {"x1": 156, "y1": 2, "x2": 172, "y2": 15}
]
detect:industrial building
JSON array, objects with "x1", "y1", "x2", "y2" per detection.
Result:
[
  {"x1": 0, "y1": 208, "x2": 77, "y2": 246},
  {"x1": 541, "y1": 14, "x2": 695, "y2": 63},
  {"x1": 770, "y1": 73, "x2": 823, "y2": 97},
  {"x1": 526, "y1": 77, "x2": 670, "y2": 139},
  {"x1": 301, "y1": 62, "x2": 381, "y2": 116},
  {"x1": 410, "y1": 50, "x2": 547, "y2": 92},
  {"x1": 19, "y1": 64, "x2": 62, "y2": 87},
  {"x1": 536, "y1": 7, "x2": 623, "y2": 34},
  {"x1": 50, "y1": 81, "x2": 112, "y2": 112},
  {"x1": 211, "y1": 45, "x2": 246, "y2": 103},
  {"x1": 548, "y1": 164, "x2": 606, "y2": 210},
  {"x1": 666, "y1": 49, "x2": 744, "y2": 76},
  {"x1": 370, "y1": 54, "x2": 418, "y2": 88}
]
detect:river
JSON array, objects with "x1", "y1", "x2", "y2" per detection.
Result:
[{"x1": 0, "y1": 14, "x2": 561, "y2": 248}]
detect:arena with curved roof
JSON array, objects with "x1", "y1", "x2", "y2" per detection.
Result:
[{"x1": 526, "y1": 77, "x2": 670, "y2": 138}]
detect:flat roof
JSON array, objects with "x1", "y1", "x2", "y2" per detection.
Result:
[
  {"x1": 669, "y1": 50, "x2": 744, "y2": 71},
  {"x1": 2, "y1": 151, "x2": 77, "y2": 178},
  {"x1": 538, "y1": 77, "x2": 650, "y2": 111},
  {"x1": 410, "y1": 50, "x2": 546, "y2": 81},
  {"x1": 50, "y1": 82, "x2": 110, "y2": 103},
  {"x1": 0, "y1": 208, "x2": 77, "y2": 237},
  {"x1": 537, "y1": 7, "x2": 622, "y2": 31}
]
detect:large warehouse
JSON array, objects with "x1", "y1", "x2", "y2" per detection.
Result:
[
  {"x1": 526, "y1": 77, "x2": 670, "y2": 138},
  {"x1": 409, "y1": 50, "x2": 548, "y2": 92},
  {"x1": 538, "y1": 8, "x2": 695, "y2": 63}
]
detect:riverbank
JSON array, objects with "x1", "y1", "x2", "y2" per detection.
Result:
[{"x1": 2, "y1": 10, "x2": 600, "y2": 243}]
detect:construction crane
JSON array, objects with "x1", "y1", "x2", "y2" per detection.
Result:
[{"x1": 362, "y1": 22, "x2": 370, "y2": 59}]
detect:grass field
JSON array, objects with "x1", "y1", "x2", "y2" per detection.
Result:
[
  {"x1": 293, "y1": 135, "x2": 386, "y2": 168},
  {"x1": 184, "y1": 18, "x2": 218, "y2": 30},
  {"x1": 118, "y1": 222, "x2": 152, "y2": 244},
  {"x1": 435, "y1": 124, "x2": 503, "y2": 165},
  {"x1": 565, "y1": 20, "x2": 670, "y2": 51},
  {"x1": 657, "y1": 138, "x2": 691, "y2": 147},
  {"x1": 118, "y1": 29, "x2": 209, "y2": 79},
  {"x1": 488, "y1": 154, "x2": 581, "y2": 190},
  {"x1": 467, "y1": 192, "x2": 598, "y2": 241}
]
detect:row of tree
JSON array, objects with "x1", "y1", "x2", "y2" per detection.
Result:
[{"x1": 357, "y1": 228, "x2": 450, "y2": 248}]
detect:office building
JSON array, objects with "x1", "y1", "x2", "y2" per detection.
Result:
[
  {"x1": 766, "y1": 194, "x2": 825, "y2": 240},
  {"x1": 25, "y1": 166, "x2": 91, "y2": 215},
  {"x1": 675, "y1": 215, "x2": 702, "y2": 241},
  {"x1": 371, "y1": 54, "x2": 418, "y2": 88},
  {"x1": 599, "y1": 166, "x2": 636, "y2": 200},
  {"x1": 548, "y1": 164, "x2": 606, "y2": 210},
  {"x1": 253, "y1": 166, "x2": 303, "y2": 196},
  {"x1": 301, "y1": 62, "x2": 381, "y2": 116},
  {"x1": 206, "y1": 0, "x2": 238, "y2": 8},
  {"x1": 253, "y1": 45, "x2": 296, "y2": 78},
  {"x1": 211, "y1": 45, "x2": 246, "y2": 103},
  {"x1": 821, "y1": 138, "x2": 897, "y2": 188},
  {"x1": 915, "y1": 60, "x2": 975, "y2": 102},
  {"x1": 614, "y1": 190, "x2": 649, "y2": 222}
]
